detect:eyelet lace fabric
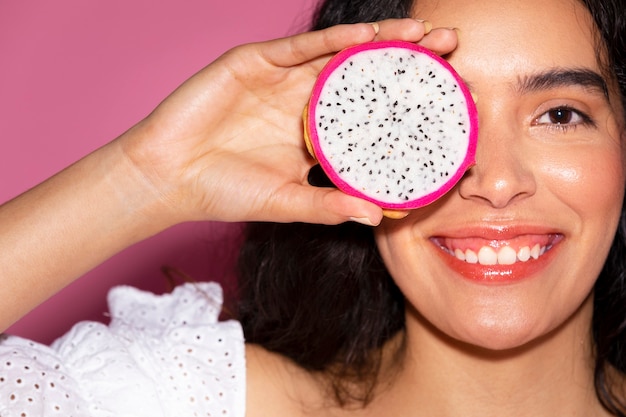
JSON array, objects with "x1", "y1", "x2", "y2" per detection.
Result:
[{"x1": 0, "y1": 282, "x2": 245, "y2": 417}]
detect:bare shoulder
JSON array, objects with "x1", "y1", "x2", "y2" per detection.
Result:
[
  {"x1": 245, "y1": 343, "x2": 322, "y2": 417},
  {"x1": 245, "y1": 343, "x2": 391, "y2": 417}
]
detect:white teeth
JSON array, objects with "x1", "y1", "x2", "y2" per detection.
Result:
[
  {"x1": 465, "y1": 249, "x2": 478, "y2": 264},
  {"x1": 530, "y1": 244, "x2": 541, "y2": 259},
  {"x1": 451, "y1": 244, "x2": 547, "y2": 265},
  {"x1": 517, "y1": 246, "x2": 531, "y2": 262},
  {"x1": 477, "y1": 247, "x2": 498, "y2": 265},
  {"x1": 497, "y1": 246, "x2": 517, "y2": 265}
]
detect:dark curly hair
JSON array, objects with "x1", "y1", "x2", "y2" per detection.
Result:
[{"x1": 237, "y1": 0, "x2": 626, "y2": 411}]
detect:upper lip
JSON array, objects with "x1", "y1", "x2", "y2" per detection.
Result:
[
  {"x1": 428, "y1": 223, "x2": 565, "y2": 253},
  {"x1": 428, "y1": 223, "x2": 564, "y2": 240}
]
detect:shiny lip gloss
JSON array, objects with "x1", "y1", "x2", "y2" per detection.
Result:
[{"x1": 430, "y1": 228, "x2": 564, "y2": 284}]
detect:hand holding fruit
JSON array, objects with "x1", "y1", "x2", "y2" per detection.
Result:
[{"x1": 117, "y1": 19, "x2": 458, "y2": 227}]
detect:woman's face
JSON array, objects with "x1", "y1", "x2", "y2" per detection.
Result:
[{"x1": 375, "y1": 0, "x2": 625, "y2": 350}]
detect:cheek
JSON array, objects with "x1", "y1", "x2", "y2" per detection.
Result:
[
  {"x1": 374, "y1": 216, "x2": 439, "y2": 305},
  {"x1": 539, "y1": 147, "x2": 625, "y2": 219}
]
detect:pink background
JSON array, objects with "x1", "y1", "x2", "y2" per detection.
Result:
[{"x1": 0, "y1": 0, "x2": 317, "y2": 344}]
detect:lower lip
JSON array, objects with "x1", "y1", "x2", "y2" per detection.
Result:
[{"x1": 434, "y1": 243, "x2": 560, "y2": 284}]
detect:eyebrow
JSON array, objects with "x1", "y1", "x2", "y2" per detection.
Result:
[{"x1": 515, "y1": 68, "x2": 609, "y2": 99}]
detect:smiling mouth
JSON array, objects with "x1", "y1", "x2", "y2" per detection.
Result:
[{"x1": 432, "y1": 234, "x2": 563, "y2": 266}]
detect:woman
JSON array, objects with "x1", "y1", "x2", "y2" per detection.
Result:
[
  {"x1": 1, "y1": 0, "x2": 625, "y2": 416},
  {"x1": 241, "y1": 0, "x2": 626, "y2": 415}
]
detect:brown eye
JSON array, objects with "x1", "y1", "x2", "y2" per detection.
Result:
[
  {"x1": 547, "y1": 107, "x2": 574, "y2": 124},
  {"x1": 534, "y1": 105, "x2": 592, "y2": 128}
]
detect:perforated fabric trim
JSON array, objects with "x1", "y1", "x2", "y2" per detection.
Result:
[{"x1": 0, "y1": 283, "x2": 246, "y2": 417}]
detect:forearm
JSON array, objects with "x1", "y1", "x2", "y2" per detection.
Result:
[{"x1": 0, "y1": 132, "x2": 170, "y2": 331}]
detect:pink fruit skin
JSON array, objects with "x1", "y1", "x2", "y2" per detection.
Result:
[{"x1": 306, "y1": 40, "x2": 478, "y2": 210}]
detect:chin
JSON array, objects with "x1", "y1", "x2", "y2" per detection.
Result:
[
  {"x1": 427, "y1": 305, "x2": 559, "y2": 354},
  {"x1": 455, "y1": 324, "x2": 541, "y2": 353},
  {"x1": 443, "y1": 298, "x2": 590, "y2": 355}
]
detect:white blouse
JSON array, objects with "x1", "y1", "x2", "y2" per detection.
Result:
[{"x1": 0, "y1": 282, "x2": 246, "y2": 417}]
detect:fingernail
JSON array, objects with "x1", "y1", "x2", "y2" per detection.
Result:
[
  {"x1": 423, "y1": 21, "x2": 433, "y2": 34},
  {"x1": 415, "y1": 19, "x2": 432, "y2": 34},
  {"x1": 369, "y1": 22, "x2": 380, "y2": 35},
  {"x1": 350, "y1": 216, "x2": 376, "y2": 226},
  {"x1": 451, "y1": 27, "x2": 461, "y2": 41},
  {"x1": 471, "y1": 92, "x2": 478, "y2": 104}
]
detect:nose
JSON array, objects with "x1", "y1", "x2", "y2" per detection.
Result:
[{"x1": 458, "y1": 119, "x2": 536, "y2": 208}]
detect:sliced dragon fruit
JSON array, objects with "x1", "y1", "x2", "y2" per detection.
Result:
[{"x1": 304, "y1": 40, "x2": 478, "y2": 210}]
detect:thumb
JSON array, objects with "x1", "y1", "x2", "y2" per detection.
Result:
[{"x1": 273, "y1": 184, "x2": 384, "y2": 226}]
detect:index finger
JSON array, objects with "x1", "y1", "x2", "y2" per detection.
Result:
[
  {"x1": 260, "y1": 19, "x2": 434, "y2": 68},
  {"x1": 259, "y1": 23, "x2": 378, "y2": 68}
]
